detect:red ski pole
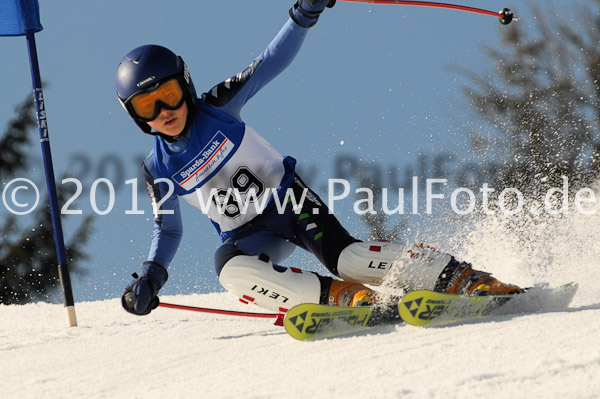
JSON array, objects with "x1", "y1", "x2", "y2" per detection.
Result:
[
  {"x1": 159, "y1": 302, "x2": 279, "y2": 318},
  {"x1": 338, "y1": 0, "x2": 516, "y2": 24}
]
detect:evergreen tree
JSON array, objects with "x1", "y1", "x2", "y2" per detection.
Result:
[
  {"x1": 0, "y1": 95, "x2": 93, "y2": 304},
  {"x1": 463, "y1": 0, "x2": 600, "y2": 193}
]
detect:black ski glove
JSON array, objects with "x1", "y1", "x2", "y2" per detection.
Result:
[
  {"x1": 289, "y1": 0, "x2": 336, "y2": 28},
  {"x1": 121, "y1": 261, "x2": 168, "y2": 316}
]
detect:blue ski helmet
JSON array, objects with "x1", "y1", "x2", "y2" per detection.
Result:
[{"x1": 116, "y1": 44, "x2": 197, "y2": 134}]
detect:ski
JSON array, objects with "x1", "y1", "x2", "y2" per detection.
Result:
[
  {"x1": 399, "y1": 290, "x2": 513, "y2": 327},
  {"x1": 283, "y1": 302, "x2": 399, "y2": 341},
  {"x1": 284, "y1": 282, "x2": 578, "y2": 340},
  {"x1": 399, "y1": 282, "x2": 579, "y2": 327}
]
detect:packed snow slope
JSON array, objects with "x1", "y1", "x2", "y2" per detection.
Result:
[
  {"x1": 1, "y1": 288, "x2": 599, "y2": 399},
  {"x1": 3, "y1": 190, "x2": 600, "y2": 399}
]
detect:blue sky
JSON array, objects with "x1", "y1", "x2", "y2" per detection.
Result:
[{"x1": 0, "y1": 0, "x2": 570, "y2": 302}]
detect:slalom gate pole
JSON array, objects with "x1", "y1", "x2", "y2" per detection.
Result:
[
  {"x1": 25, "y1": 30, "x2": 78, "y2": 327},
  {"x1": 338, "y1": 0, "x2": 516, "y2": 24}
]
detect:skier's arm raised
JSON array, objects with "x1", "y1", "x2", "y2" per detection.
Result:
[{"x1": 202, "y1": 0, "x2": 335, "y2": 120}]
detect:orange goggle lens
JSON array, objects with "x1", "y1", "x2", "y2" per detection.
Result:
[{"x1": 129, "y1": 78, "x2": 185, "y2": 121}]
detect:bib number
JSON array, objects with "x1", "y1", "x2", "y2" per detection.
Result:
[{"x1": 212, "y1": 167, "x2": 265, "y2": 218}]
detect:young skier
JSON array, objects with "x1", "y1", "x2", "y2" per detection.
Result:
[{"x1": 117, "y1": 0, "x2": 521, "y2": 316}]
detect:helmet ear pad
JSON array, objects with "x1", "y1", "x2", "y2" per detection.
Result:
[{"x1": 116, "y1": 45, "x2": 198, "y2": 135}]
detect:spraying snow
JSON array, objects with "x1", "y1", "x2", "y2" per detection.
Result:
[
  {"x1": 2, "y1": 185, "x2": 600, "y2": 399},
  {"x1": 1, "y1": 290, "x2": 599, "y2": 398}
]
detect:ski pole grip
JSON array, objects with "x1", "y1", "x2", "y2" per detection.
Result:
[{"x1": 499, "y1": 8, "x2": 514, "y2": 25}]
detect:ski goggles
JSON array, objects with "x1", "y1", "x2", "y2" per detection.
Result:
[{"x1": 127, "y1": 78, "x2": 185, "y2": 121}]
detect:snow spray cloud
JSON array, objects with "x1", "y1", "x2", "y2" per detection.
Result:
[{"x1": 441, "y1": 179, "x2": 600, "y2": 308}]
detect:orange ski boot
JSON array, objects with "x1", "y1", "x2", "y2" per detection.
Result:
[
  {"x1": 439, "y1": 262, "x2": 521, "y2": 296},
  {"x1": 327, "y1": 280, "x2": 375, "y2": 306}
]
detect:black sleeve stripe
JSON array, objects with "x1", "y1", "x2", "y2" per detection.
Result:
[
  {"x1": 142, "y1": 161, "x2": 164, "y2": 225},
  {"x1": 201, "y1": 59, "x2": 263, "y2": 108}
]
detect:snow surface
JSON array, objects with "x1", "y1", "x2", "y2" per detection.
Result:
[
  {"x1": 3, "y1": 188, "x2": 600, "y2": 399},
  {"x1": 1, "y1": 288, "x2": 599, "y2": 399}
]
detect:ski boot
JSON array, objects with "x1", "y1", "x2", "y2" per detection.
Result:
[
  {"x1": 327, "y1": 280, "x2": 375, "y2": 306},
  {"x1": 436, "y1": 261, "x2": 522, "y2": 296},
  {"x1": 327, "y1": 280, "x2": 400, "y2": 325}
]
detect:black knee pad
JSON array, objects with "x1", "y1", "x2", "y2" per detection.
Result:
[
  {"x1": 214, "y1": 244, "x2": 245, "y2": 276},
  {"x1": 321, "y1": 215, "x2": 360, "y2": 276}
]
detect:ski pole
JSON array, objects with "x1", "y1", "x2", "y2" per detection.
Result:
[
  {"x1": 159, "y1": 302, "x2": 279, "y2": 319},
  {"x1": 338, "y1": 0, "x2": 516, "y2": 24}
]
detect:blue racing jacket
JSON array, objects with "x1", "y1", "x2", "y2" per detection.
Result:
[{"x1": 141, "y1": 18, "x2": 310, "y2": 268}]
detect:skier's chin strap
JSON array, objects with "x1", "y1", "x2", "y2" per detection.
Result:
[{"x1": 156, "y1": 131, "x2": 183, "y2": 143}]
